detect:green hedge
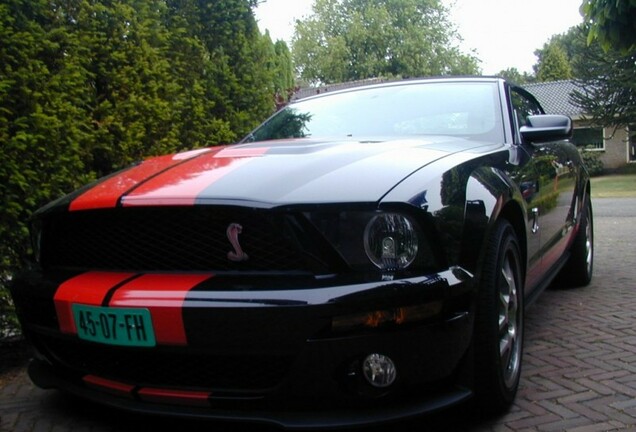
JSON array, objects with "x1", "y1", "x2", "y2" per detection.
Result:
[{"x1": 0, "y1": 0, "x2": 294, "y2": 342}]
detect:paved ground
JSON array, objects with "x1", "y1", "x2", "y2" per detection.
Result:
[{"x1": 1, "y1": 197, "x2": 635, "y2": 432}]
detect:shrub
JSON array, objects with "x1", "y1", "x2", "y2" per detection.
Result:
[
  {"x1": 0, "y1": 275, "x2": 21, "y2": 341},
  {"x1": 580, "y1": 149, "x2": 605, "y2": 176}
]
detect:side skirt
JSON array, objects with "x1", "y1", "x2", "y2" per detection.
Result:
[{"x1": 524, "y1": 251, "x2": 571, "y2": 308}]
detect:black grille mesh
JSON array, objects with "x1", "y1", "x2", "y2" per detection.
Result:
[{"x1": 42, "y1": 207, "x2": 309, "y2": 272}]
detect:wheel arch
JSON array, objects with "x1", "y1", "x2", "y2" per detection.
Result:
[
  {"x1": 461, "y1": 168, "x2": 528, "y2": 284},
  {"x1": 498, "y1": 200, "x2": 528, "y2": 284}
]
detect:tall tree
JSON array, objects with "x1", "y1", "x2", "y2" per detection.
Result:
[
  {"x1": 570, "y1": 37, "x2": 636, "y2": 134},
  {"x1": 261, "y1": 31, "x2": 295, "y2": 109},
  {"x1": 272, "y1": 38, "x2": 295, "y2": 105},
  {"x1": 0, "y1": 0, "x2": 284, "y2": 334},
  {"x1": 0, "y1": 0, "x2": 94, "y2": 333},
  {"x1": 532, "y1": 24, "x2": 636, "y2": 135},
  {"x1": 76, "y1": 0, "x2": 185, "y2": 175},
  {"x1": 581, "y1": 0, "x2": 636, "y2": 54},
  {"x1": 496, "y1": 67, "x2": 534, "y2": 85},
  {"x1": 164, "y1": 0, "x2": 275, "y2": 142},
  {"x1": 0, "y1": 0, "x2": 91, "y2": 272},
  {"x1": 292, "y1": 0, "x2": 479, "y2": 85},
  {"x1": 533, "y1": 26, "x2": 585, "y2": 75},
  {"x1": 535, "y1": 44, "x2": 573, "y2": 82},
  {"x1": 573, "y1": 2, "x2": 636, "y2": 133}
]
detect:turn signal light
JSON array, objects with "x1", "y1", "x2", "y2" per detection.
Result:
[{"x1": 332, "y1": 301, "x2": 442, "y2": 332}]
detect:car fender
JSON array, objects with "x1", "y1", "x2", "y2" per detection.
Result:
[
  {"x1": 380, "y1": 148, "x2": 529, "y2": 276},
  {"x1": 462, "y1": 166, "x2": 528, "y2": 280}
]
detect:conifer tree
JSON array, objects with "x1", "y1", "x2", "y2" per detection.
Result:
[{"x1": 0, "y1": 0, "x2": 289, "y2": 333}]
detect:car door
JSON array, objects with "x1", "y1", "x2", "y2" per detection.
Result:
[{"x1": 509, "y1": 87, "x2": 578, "y2": 293}]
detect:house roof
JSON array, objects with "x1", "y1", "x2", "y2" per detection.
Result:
[{"x1": 522, "y1": 80, "x2": 584, "y2": 118}]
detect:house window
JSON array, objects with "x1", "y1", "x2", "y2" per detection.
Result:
[{"x1": 572, "y1": 127, "x2": 604, "y2": 151}]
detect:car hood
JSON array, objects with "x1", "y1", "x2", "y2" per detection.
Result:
[{"x1": 67, "y1": 137, "x2": 493, "y2": 211}]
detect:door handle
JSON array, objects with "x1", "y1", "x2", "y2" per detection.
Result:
[{"x1": 531, "y1": 207, "x2": 539, "y2": 234}]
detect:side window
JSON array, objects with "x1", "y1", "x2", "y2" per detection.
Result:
[{"x1": 510, "y1": 89, "x2": 543, "y2": 143}]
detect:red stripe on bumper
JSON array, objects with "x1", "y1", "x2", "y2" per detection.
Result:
[
  {"x1": 108, "y1": 273, "x2": 212, "y2": 345},
  {"x1": 69, "y1": 150, "x2": 211, "y2": 211},
  {"x1": 121, "y1": 147, "x2": 269, "y2": 207},
  {"x1": 83, "y1": 375, "x2": 212, "y2": 406},
  {"x1": 83, "y1": 375, "x2": 135, "y2": 398},
  {"x1": 54, "y1": 272, "x2": 136, "y2": 334},
  {"x1": 137, "y1": 387, "x2": 211, "y2": 406}
]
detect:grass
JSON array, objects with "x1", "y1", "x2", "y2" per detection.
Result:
[{"x1": 591, "y1": 164, "x2": 636, "y2": 198}]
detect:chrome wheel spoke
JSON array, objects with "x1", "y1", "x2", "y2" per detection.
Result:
[
  {"x1": 585, "y1": 215, "x2": 593, "y2": 273},
  {"x1": 498, "y1": 252, "x2": 520, "y2": 386}
]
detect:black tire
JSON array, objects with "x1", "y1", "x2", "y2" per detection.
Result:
[
  {"x1": 555, "y1": 195, "x2": 594, "y2": 288},
  {"x1": 473, "y1": 220, "x2": 524, "y2": 414}
]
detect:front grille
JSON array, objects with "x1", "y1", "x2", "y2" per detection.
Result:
[
  {"x1": 37, "y1": 335, "x2": 292, "y2": 391},
  {"x1": 41, "y1": 207, "x2": 315, "y2": 272}
]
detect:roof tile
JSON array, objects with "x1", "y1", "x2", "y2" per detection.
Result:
[{"x1": 523, "y1": 80, "x2": 584, "y2": 117}]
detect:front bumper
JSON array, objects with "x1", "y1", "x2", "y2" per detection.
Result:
[
  {"x1": 12, "y1": 267, "x2": 475, "y2": 428},
  {"x1": 28, "y1": 359, "x2": 472, "y2": 429}
]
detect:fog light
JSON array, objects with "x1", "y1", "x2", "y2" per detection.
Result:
[{"x1": 362, "y1": 354, "x2": 396, "y2": 388}]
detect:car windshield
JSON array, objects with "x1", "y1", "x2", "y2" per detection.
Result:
[{"x1": 246, "y1": 81, "x2": 504, "y2": 143}]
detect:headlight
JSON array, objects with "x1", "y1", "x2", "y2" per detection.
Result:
[
  {"x1": 303, "y1": 210, "x2": 434, "y2": 274},
  {"x1": 364, "y1": 213, "x2": 418, "y2": 271}
]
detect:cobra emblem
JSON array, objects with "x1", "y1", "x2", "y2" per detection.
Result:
[{"x1": 226, "y1": 223, "x2": 249, "y2": 262}]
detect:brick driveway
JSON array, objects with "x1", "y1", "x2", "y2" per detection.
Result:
[{"x1": 1, "y1": 197, "x2": 635, "y2": 432}]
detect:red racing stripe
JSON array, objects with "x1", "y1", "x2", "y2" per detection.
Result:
[
  {"x1": 137, "y1": 387, "x2": 211, "y2": 406},
  {"x1": 83, "y1": 375, "x2": 135, "y2": 399},
  {"x1": 121, "y1": 147, "x2": 269, "y2": 207},
  {"x1": 108, "y1": 273, "x2": 212, "y2": 346},
  {"x1": 69, "y1": 149, "x2": 211, "y2": 211},
  {"x1": 54, "y1": 272, "x2": 137, "y2": 334}
]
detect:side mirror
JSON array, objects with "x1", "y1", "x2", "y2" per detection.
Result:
[{"x1": 520, "y1": 114, "x2": 572, "y2": 143}]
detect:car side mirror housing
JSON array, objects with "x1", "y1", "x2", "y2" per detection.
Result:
[{"x1": 520, "y1": 114, "x2": 573, "y2": 143}]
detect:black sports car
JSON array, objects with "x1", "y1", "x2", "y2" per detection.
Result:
[{"x1": 10, "y1": 77, "x2": 593, "y2": 428}]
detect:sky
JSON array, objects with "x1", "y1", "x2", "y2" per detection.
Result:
[{"x1": 253, "y1": 0, "x2": 586, "y2": 75}]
